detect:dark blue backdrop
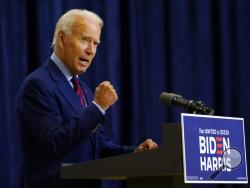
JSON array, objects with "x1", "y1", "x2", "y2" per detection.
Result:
[{"x1": 1, "y1": 0, "x2": 250, "y2": 188}]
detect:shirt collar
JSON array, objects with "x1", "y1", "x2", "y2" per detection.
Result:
[{"x1": 50, "y1": 52, "x2": 78, "y2": 82}]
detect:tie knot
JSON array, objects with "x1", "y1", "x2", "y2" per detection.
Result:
[
  {"x1": 71, "y1": 76, "x2": 79, "y2": 85},
  {"x1": 71, "y1": 76, "x2": 81, "y2": 93}
]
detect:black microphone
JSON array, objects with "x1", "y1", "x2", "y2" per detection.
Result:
[{"x1": 159, "y1": 92, "x2": 214, "y2": 115}]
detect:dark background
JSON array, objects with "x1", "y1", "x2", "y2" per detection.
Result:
[{"x1": 1, "y1": 0, "x2": 250, "y2": 188}]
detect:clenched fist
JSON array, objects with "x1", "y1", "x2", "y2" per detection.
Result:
[{"x1": 94, "y1": 81, "x2": 118, "y2": 110}]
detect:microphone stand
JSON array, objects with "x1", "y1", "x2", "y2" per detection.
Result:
[{"x1": 186, "y1": 100, "x2": 214, "y2": 115}]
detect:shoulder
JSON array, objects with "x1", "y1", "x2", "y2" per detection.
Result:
[
  {"x1": 19, "y1": 58, "x2": 63, "y2": 90},
  {"x1": 16, "y1": 60, "x2": 57, "y2": 100},
  {"x1": 20, "y1": 66, "x2": 50, "y2": 90}
]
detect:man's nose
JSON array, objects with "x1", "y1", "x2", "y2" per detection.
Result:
[{"x1": 85, "y1": 42, "x2": 94, "y2": 54}]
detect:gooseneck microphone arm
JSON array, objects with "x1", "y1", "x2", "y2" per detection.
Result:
[{"x1": 159, "y1": 92, "x2": 214, "y2": 115}]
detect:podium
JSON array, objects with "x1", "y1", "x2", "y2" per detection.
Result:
[{"x1": 61, "y1": 124, "x2": 190, "y2": 188}]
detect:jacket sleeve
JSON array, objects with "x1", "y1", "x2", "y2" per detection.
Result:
[
  {"x1": 96, "y1": 127, "x2": 135, "y2": 158},
  {"x1": 16, "y1": 78, "x2": 105, "y2": 159}
]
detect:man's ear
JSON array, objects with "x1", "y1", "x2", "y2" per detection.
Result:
[{"x1": 57, "y1": 31, "x2": 66, "y2": 48}]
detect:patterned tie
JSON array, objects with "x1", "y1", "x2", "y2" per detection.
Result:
[{"x1": 71, "y1": 76, "x2": 86, "y2": 106}]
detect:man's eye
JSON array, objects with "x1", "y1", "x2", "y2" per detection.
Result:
[
  {"x1": 81, "y1": 38, "x2": 88, "y2": 42},
  {"x1": 94, "y1": 42, "x2": 99, "y2": 46},
  {"x1": 81, "y1": 36, "x2": 89, "y2": 42},
  {"x1": 81, "y1": 40, "x2": 87, "y2": 44}
]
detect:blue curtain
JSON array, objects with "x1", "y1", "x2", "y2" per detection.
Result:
[{"x1": 1, "y1": 0, "x2": 250, "y2": 188}]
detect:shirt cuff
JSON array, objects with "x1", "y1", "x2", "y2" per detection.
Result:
[{"x1": 92, "y1": 101, "x2": 106, "y2": 115}]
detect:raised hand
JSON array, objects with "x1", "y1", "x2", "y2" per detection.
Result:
[{"x1": 94, "y1": 81, "x2": 118, "y2": 110}]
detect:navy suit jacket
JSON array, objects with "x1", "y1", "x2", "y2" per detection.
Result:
[{"x1": 16, "y1": 59, "x2": 134, "y2": 188}]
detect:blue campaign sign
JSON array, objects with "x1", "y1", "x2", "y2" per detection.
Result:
[{"x1": 181, "y1": 113, "x2": 248, "y2": 183}]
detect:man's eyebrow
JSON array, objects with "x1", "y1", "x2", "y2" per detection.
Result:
[{"x1": 80, "y1": 33, "x2": 100, "y2": 43}]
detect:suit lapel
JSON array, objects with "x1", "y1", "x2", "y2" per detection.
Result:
[
  {"x1": 57, "y1": 81, "x2": 83, "y2": 113},
  {"x1": 45, "y1": 59, "x2": 97, "y2": 152},
  {"x1": 45, "y1": 59, "x2": 83, "y2": 114}
]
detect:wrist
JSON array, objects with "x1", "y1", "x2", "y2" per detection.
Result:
[{"x1": 92, "y1": 101, "x2": 106, "y2": 114}]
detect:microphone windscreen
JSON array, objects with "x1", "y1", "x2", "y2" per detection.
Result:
[{"x1": 159, "y1": 92, "x2": 182, "y2": 106}]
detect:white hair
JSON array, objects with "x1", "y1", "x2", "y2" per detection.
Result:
[{"x1": 52, "y1": 9, "x2": 103, "y2": 48}]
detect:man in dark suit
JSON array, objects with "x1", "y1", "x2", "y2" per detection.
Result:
[{"x1": 16, "y1": 9, "x2": 158, "y2": 188}]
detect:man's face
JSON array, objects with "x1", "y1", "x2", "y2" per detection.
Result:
[{"x1": 60, "y1": 18, "x2": 101, "y2": 75}]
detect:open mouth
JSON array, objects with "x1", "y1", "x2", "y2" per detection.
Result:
[{"x1": 79, "y1": 57, "x2": 89, "y2": 65}]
